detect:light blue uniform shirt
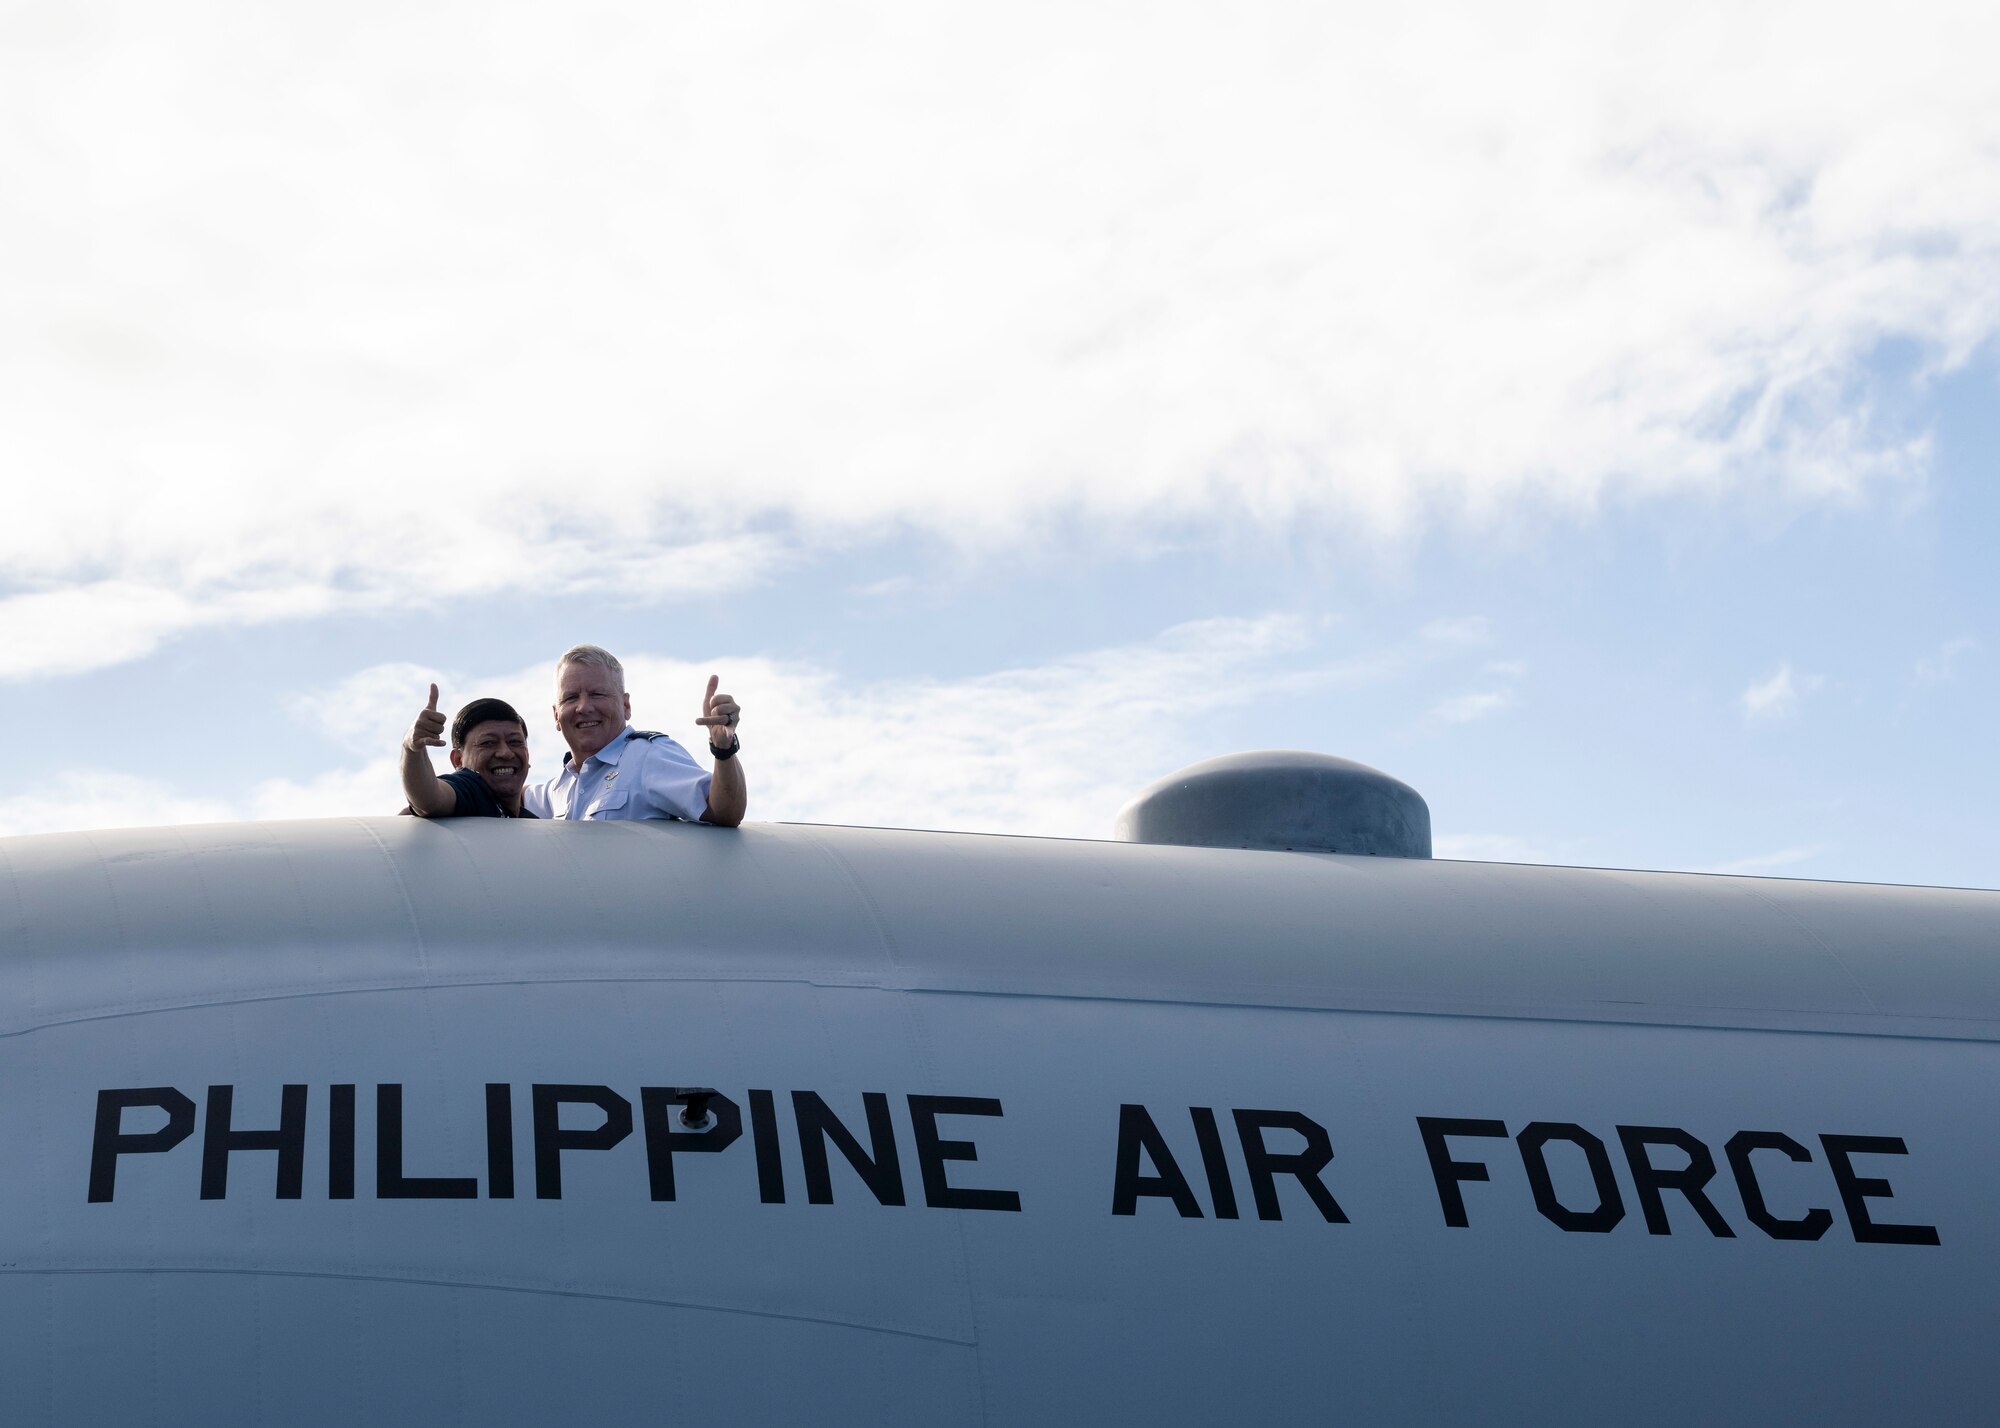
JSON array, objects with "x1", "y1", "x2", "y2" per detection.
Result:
[{"x1": 522, "y1": 726, "x2": 713, "y2": 823}]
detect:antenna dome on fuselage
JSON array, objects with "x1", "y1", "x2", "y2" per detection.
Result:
[{"x1": 1115, "y1": 750, "x2": 1432, "y2": 858}]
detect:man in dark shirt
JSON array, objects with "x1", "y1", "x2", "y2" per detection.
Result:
[{"x1": 400, "y1": 686, "x2": 537, "y2": 818}]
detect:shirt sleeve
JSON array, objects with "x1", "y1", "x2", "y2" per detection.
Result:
[
  {"x1": 635, "y1": 737, "x2": 713, "y2": 822},
  {"x1": 446, "y1": 770, "x2": 481, "y2": 817},
  {"x1": 441, "y1": 768, "x2": 499, "y2": 817}
]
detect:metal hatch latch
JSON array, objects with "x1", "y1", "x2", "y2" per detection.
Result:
[{"x1": 672, "y1": 1087, "x2": 719, "y2": 1130}]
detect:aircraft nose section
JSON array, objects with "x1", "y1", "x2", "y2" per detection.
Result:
[{"x1": 1114, "y1": 750, "x2": 1432, "y2": 858}]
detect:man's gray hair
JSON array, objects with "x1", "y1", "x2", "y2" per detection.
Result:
[{"x1": 556, "y1": 644, "x2": 625, "y2": 690}]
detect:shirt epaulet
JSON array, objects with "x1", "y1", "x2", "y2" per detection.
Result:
[{"x1": 629, "y1": 730, "x2": 670, "y2": 741}]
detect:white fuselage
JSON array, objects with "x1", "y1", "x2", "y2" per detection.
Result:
[{"x1": 1, "y1": 817, "x2": 1989, "y2": 1424}]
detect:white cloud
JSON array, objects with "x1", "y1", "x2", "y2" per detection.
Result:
[
  {"x1": 1430, "y1": 690, "x2": 1515, "y2": 725},
  {"x1": 1438, "y1": 835, "x2": 1829, "y2": 878},
  {"x1": 0, "y1": 774, "x2": 234, "y2": 839},
  {"x1": 1428, "y1": 646, "x2": 1523, "y2": 723},
  {"x1": 0, "y1": 581, "x2": 343, "y2": 681},
  {"x1": 253, "y1": 760, "x2": 414, "y2": 823},
  {"x1": 282, "y1": 661, "x2": 458, "y2": 759},
  {"x1": 590, "y1": 615, "x2": 1342, "y2": 838},
  {"x1": 1433, "y1": 833, "x2": 1570, "y2": 865},
  {"x1": 259, "y1": 658, "x2": 563, "y2": 818},
  {"x1": 1916, "y1": 636, "x2": 1978, "y2": 684},
  {"x1": 1436, "y1": 833, "x2": 1830, "y2": 877},
  {"x1": 243, "y1": 617, "x2": 1337, "y2": 836},
  {"x1": 1419, "y1": 616, "x2": 1493, "y2": 646},
  {"x1": 57, "y1": 612, "x2": 1503, "y2": 839},
  {"x1": 1705, "y1": 844, "x2": 1829, "y2": 876},
  {"x1": 1740, "y1": 661, "x2": 1823, "y2": 725},
  {"x1": 3, "y1": 2, "x2": 1998, "y2": 676},
  {"x1": 0, "y1": 534, "x2": 784, "y2": 682}
]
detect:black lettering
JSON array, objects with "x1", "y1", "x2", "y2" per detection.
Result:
[
  {"x1": 1821, "y1": 1134, "x2": 1940, "y2": 1246},
  {"x1": 328, "y1": 1084, "x2": 356, "y2": 1200},
  {"x1": 908, "y1": 1095, "x2": 1020, "y2": 1212},
  {"x1": 88, "y1": 1087, "x2": 195, "y2": 1203},
  {"x1": 1724, "y1": 1131, "x2": 1831, "y2": 1241},
  {"x1": 1417, "y1": 1117, "x2": 1508, "y2": 1228},
  {"x1": 199, "y1": 1084, "x2": 307, "y2": 1201},
  {"x1": 1616, "y1": 1125, "x2": 1734, "y2": 1237},
  {"x1": 1189, "y1": 1107, "x2": 1239, "y2": 1220},
  {"x1": 792, "y1": 1091, "x2": 905, "y2": 1206},
  {"x1": 376, "y1": 1084, "x2": 478, "y2": 1199},
  {"x1": 1111, "y1": 1104, "x2": 1201, "y2": 1217},
  {"x1": 1232, "y1": 1109, "x2": 1347, "y2": 1223},
  {"x1": 531, "y1": 1084, "x2": 633, "y2": 1200},
  {"x1": 485, "y1": 1084, "x2": 515, "y2": 1200},
  {"x1": 748, "y1": 1089, "x2": 786, "y2": 1204},
  {"x1": 1517, "y1": 1122, "x2": 1624, "y2": 1232},
  {"x1": 639, "y1": 1088, "x2": 743, "y2": 1202}
]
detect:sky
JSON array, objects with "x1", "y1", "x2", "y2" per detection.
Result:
[{"x1": 3, "y1": 1, "x2": 1997, "y2": 888}]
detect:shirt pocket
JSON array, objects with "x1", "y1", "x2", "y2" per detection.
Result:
[{"x1": 582, "y1": 789, "x2": 630, "y2": 819}]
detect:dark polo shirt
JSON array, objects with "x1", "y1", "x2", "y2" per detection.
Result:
[{"x1": 401, "y1": 768, "x2": 537, "y2": 819}]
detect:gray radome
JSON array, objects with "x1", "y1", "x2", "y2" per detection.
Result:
[{"x1": 1114, "y1": 751, "x2": 1432, "y2": 858}]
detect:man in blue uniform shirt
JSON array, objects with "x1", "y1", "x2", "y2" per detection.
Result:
[
  {"x1": 400, "y1": 689, "x2": 537, "y2": 818},
  {"x1": 522, "y1": 644, "x2": 746, "y2": 826}
]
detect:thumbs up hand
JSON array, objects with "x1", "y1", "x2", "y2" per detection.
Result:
[
  {"x1": 694, "y1": 674, "x2": 741, "y2": 753},
  {"x1": 406, "y1": 683, "x2": 448, "y2": 753}
]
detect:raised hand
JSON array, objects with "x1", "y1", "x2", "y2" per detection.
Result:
[
  {"x1": 406, "y1": 683, "x2": 448, "y2": 752},
  {"x1": 694, "y1": 674, "x2": 741, "y2": 751}
]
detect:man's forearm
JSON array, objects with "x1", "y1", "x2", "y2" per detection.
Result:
[
  {"x1": 400, "y1": 742, "x2": 457, "y2": 818},
  {"x1": 703, "y1": 755, "x2": 747, "y2": 827}
]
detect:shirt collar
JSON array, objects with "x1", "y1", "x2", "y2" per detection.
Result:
[{"x1": 561, "y1": 724, "x2": 635, "y2": 771}]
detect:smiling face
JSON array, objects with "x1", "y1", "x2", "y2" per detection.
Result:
[
  {"x1": 554, "y1": 659, "x2": 631, "y2": 763},
  {"x1": 450, "y1": 719, "x2": 532, "y2": 802}
]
